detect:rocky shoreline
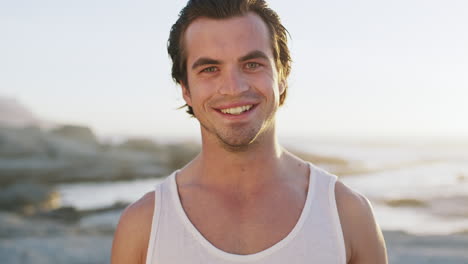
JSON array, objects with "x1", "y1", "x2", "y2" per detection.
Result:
[{"x1": 0, "y1": 124, "x2": 195, "y2": 263}]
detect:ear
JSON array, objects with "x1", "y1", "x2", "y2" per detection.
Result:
[
  {"x1": 181, "y1": 82, "x2": 192, "y2": 106},
  {"x1": 279, "y1": 79, "x2": 286, "y2": 95}
]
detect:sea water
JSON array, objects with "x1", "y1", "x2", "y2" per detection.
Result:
[{"x1": 284, "y1": 137, "x2": 468, "y2": 235}]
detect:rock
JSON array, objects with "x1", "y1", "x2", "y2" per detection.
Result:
[
  {"x1": 0, "y1": 126, "x2": 50, "y2": 158},
  {"x1": 50, "y1": 125, "x2": 98, "y2": 145},
  {"x1": 117, "y1": 138, "x2": 163, "y2": 153},
  {"x1": 50, "y1": 150, "x2": 167, "y2": 182},
  {"x1": 0, "y1": 183, "x2": 60, "y2": 212},
  {"x1": 0, "y1": 126, "x2": 199, "y2": 184},
  {"x1": 0, "y1": 126, "x2": 99, "y2": 159},
  {"x1": 0, "y1": 98, "x2": 199, "y2": 186},
  {"x1": 0, "y1": 211, "x2": 71, "y2": 237},
  {"x1": 38, "y1": 202, "x2": 127, "y2": 224},
  {"x1": 40, "y1": 206, "x2": 81, "y2": 223},
  {"x1": 0, "y1": 126, "x2": 169, "y2": 183},
  {"x1": 0, "y1": 152, "x2": 167, "y2": 184},
  {"x1": 0, "y1": 157, "x2": 70, "y2": 185}
]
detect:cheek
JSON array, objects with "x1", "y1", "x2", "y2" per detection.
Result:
[
  {"x1": 250, "y1": 75, "x2": 280, "y2": 99},
  {"x1": 186, "y1": 80, "x2": 215, "y2": 107}
]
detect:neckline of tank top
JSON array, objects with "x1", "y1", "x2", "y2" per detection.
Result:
[{"x1": 168, "y1": 162, "x2": 318, "y2": 262}]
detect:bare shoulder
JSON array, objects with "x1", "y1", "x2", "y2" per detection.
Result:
[
  {"x1": 335, "y1": 180, "x2": 388, "y2": 264},
  {"x1": 111, "y1": 191, "x2": 156, "y2": 264}
]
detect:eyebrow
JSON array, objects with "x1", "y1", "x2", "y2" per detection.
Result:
[
  {"x1": 191, "y1": 58, "x2": 221, "y2": 70},
  {"x1": 238, "y1": 50, "x2": 269, "y2": 62},
  {"x1": 191, "y1": 50, "x2": 269, "y2": 70}
]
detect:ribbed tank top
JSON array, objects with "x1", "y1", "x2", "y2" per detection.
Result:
[{"x1": 145, "y1": 163, "x2": 346, "y2": 264}]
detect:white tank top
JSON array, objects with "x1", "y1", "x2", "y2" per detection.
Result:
[{"x1": 145, "y1": 163, "x2": 346, "y2": 264}]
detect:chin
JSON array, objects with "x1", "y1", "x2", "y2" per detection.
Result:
[
  {"x1": 218, "y1": 139, "x2": 255, "y2": 152},
  {"x1": 216, "y1": 127, "x2": 264, "y2": 151},
  {"x1": 219, "y1": 133, "x2": 256, "y2": 146}
]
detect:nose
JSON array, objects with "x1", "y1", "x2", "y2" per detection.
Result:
[{"x1": 218, "y1": 67, "x2": 249, "y2": 95}]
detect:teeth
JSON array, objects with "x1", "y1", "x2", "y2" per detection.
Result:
[{"x1": 220, "y1": 105, "x2": 253, "y2": 115}]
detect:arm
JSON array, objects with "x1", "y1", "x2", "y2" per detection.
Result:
[
  {"x1": 111, "y1": 191, "x2": 155, "y2": 264},
  {"x1": 335, "y1": 181, "x2": 388, "y2": 264}
]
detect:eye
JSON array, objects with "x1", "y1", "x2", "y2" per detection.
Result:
[
  {"x1": 201, "y1": 66, "x2": 218, "y2": 73},
  {"x1": 245, "y1": 62, "x2": 261, "y2": 70}
]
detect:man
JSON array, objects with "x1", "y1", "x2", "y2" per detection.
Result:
[{"x1": 111, "y1": 0, "x2": 387, "y2": 263}]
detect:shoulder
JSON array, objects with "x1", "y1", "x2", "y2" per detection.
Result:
[
  {"x1": 111, "y1": 191, "x2": 156, "y2": 264},
  {"x1": 334, "y1": 180, "x2": 388, "y2": 264}
]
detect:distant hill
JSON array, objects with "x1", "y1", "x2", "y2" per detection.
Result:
[{"x1": 0, "y1": 96, "x2": 51, "y2": 128}]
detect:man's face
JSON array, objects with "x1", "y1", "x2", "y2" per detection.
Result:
[{"x1": 182, "y1": 12, "x2": 284, "y2": 149}]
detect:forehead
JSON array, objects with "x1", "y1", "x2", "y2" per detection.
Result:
[{"x1": 183, "y1": 12, "x2": 273, "y2": 64}]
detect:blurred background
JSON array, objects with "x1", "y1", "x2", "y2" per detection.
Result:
[{"x1": 1, "y1": 0, "x2": 467, "y2": 263}]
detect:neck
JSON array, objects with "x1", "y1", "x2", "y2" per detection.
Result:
[{"x1": 189, "y1": 125, "x2": 287, "y2": 192}]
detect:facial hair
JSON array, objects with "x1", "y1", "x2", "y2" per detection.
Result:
[{"x1": 198, "y1": 104, "x2": 276, "y2": 153}]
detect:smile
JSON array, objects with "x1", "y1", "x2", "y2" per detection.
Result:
[{"x1": 219, "y1": 104, "x2": 253, "y2": 115}]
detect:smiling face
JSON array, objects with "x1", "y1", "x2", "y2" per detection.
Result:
[{"x1": 182, "y1": 12, "x2": 285, "y2": 150}]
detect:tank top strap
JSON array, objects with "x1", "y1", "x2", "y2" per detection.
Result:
[
  {"x1": 306, "y1": 163, "x2": 346, "y2": 264},
  {"x1": 145, "y1": 179, "x2": 165, "y2": 264},
  {"x1": 307, "y1": 163, "x2": 338, "y2": 202}
]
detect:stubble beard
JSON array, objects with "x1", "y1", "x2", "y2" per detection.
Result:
[
  {"x1": 199, "y1": 110, "x2": 276, "y2": 153},
  {"x1": 218, "y1": 123, "x2": 262, "y2": 152},
  {"x1": 199, "y1": 121, "x2": 261, "y2": 152}
]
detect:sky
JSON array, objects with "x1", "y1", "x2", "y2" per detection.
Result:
[{"x1": 1, "y1": 0, "x2": 467, "y2": 142}]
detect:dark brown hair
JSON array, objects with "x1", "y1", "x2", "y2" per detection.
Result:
[{"x1": 167, "y1": 0, "x2": 291, "y2": 116}]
